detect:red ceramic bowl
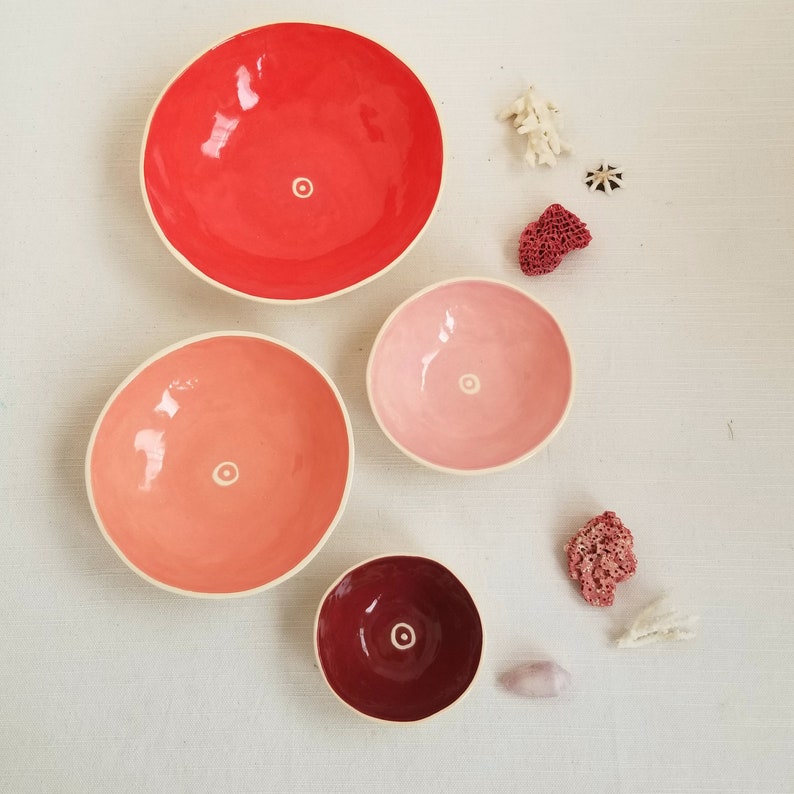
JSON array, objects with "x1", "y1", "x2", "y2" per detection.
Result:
[
  {"x1": 367, "y1": 278, "x2": 574, "y2": 473},
  {"x1": 85, "y1": 333, "x2": 353, "y2": 596},
  {"x1": 141, "y1": 23, "x2": 444, "y2": 303},
  {"x1": 315, "y1": 555, "x2": 484, "y2": 722}
]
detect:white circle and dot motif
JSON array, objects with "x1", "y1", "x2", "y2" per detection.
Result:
[
  {"x1": 292, "y1": 177, "x2": 314, "y2": 198},
  {"x1": 458, "y1": 373, "x2": 481, "y2": 395},
  {"x1": 212, "y1": 461, "x2": 239, "y2": 486},
  {"x1": 390, "y1": 622, "x2": 416, "y2": 650}
]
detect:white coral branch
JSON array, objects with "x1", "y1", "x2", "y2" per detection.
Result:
[
  {"x1": 617, "y1": 596, "x2": 699, "y2": 648},
  {"x1": 499, "y1": 85, "x2": 572, "y2": 168}
]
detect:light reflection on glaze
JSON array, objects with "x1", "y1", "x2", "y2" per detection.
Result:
[
  {"x1": 154, "y1": 388, "x2": 180, "y2": 418},
  {"x1": 359, "y1": 595, "x2": 379, "y2": 657},
  {"x1": 419, "y1": 349, "x2": 439, "y2": 392},
  {"x1": 235, "y1": 65, "x2": 260, "y2": 110},
  {"x1": 418, "y1": 307, "x2": 458, "y2": 391},
  {"x1": 201, "y1": 112, "x2": 240, "y2": 159},
  {"x1": 137, "y1": 379, "x2": 199, "y2": 489},
  {"x1": 134, "y1": 429, "x2": 165, "y2": 491},
  {"x1": 438, "y1": 309, "x2": 455, "y2": 343},
  {"x1": 358, "y1": 626, "x2": 369, "y2": 657}
]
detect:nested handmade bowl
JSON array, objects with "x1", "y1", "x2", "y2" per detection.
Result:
[
  {"x1": 367, "y1": 278, "x2": 574, "y2": 473},
  {"x1": 85, "y1": 333, "x2": 353, "y2": 596},
  {"x1": 315, "y1": 555, "x2": 484, "y2": 722},
  {"x1": 141, "y1": 22, "x2": 444, "y2": 303}
]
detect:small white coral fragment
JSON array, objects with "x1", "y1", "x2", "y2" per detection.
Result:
[
  {"x1": 502, "y1": 660, "x2": 572, "y2": 697},
  {"x1": 616, "y1": 596, "x2": 698, "y2": 648},
  {"x1": 499, "y1": 85, "x2": 572, "y2": 168}
]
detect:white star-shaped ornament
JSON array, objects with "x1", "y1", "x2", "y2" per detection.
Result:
[{"x1": 585, "y1": 162, "x2": 624, "y2": 194}]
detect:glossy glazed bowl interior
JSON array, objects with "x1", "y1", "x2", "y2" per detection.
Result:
[
  {"x1": 86, "y1": 333, "x2": 353, "y2": 596},
  {"x1": 367, "y1": 278, "x2": 574, "y2": 473},
  {"x1": 141, "y1": 22, "x2": 444, "y2": 303},
  {"x1": 315, "y1": 555, "x2": 483, "y2": 722}
]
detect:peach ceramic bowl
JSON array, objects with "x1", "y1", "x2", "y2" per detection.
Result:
[
  {"x1": 85, "y1": 333, "x2": 353, "y2": 596},
  {"x1": 367, "y1": 278, "x2": 574, "y2": 474},
  {"x1": 315, "y1": 555, "x2": 484, "y2": 722},
  {"x1": 141, "y1": 23, "x2": 444, "y2": 303}
]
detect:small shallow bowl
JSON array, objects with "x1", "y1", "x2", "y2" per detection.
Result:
[
  {"x1": 85, "y1": 333, "x2": 353, "y2": 596},
  {"x1": 315, "y1": 554, "x2": 484, "y2": 722},
  {"x1": 141, "y1": 22, "x2": 444, "y2": 303},
  {"x1": 367, "y1": 277, "x2": 574, "y2": 474}
]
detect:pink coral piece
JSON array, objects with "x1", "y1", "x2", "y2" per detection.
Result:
[
  {"x1": 565, "y1": 511, "x2": 637, "y2": 606},
  {"x1": 518, "y1": 203, "x2": 591, "y2": 275}
]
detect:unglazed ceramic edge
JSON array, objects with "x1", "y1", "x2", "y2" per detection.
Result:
[
  {"x1": 84, "y1": 331, "x2": 355, "y2": 598},
  {"x1": 138, "y1": 22, "x2": 446, "y2": 305},
  {"x1": 365, "y1": 276, "x2": 577, "y2": 475},
  {"x1": 312, "y1": 553, "x2": 486, "y2": 724}
]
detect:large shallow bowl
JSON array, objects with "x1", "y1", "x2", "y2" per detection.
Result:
[
  {"x1": 367, "y1": 278, "x2": 574, "y2": 473},
  {"x1": 141, "y1": 23, "x2": 444, "y2": 303},
  {"x1": 86, "y1": 333, "x2": 353, "y2": 596},
  {"x1": 315, "y1": 555, "x2": 483, "y2": 722}
]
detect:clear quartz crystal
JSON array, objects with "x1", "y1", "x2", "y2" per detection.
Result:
[{"x1": 502, "y1": 661, "x2": 572, "y2": 697}]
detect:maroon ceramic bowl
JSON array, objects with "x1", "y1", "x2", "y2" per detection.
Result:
[{"x1": 314, "y1": 555, "x2": 484, "y2": 722}]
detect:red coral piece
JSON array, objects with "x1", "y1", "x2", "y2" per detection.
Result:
[
  {"x1": 518, "y1": 203, "x2": 592, "y2": 275},
  {"x1": 565, "y1": 511, "x2": 637, "y2": 607}
]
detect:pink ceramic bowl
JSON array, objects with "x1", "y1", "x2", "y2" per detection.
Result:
[
  {"x1": 367, "y1": 278, "x2": 574, "y2": 473},
  {"x1": 315, "y1": 555, "x2": 484, "y2": 722},
  {"x1": 141, "y1": 23, "x2": 444, "y2": 303},
  {"x1": 85, "y1": 333, "x2": 353, "y2": 596}
]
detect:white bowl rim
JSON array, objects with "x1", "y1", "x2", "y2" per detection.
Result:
[
  {"x1": 365, "y1": 276, "x2": 576, "y2": 475},
  {"x1": 139, "y1": 21, "x2": 446, "y2": 305},
  {"x1": 84, "y1": 331, "x2": 355, "y2": 598},
  {"x1": 312, "y1": 552, "x2": 486, "y2": 724}
]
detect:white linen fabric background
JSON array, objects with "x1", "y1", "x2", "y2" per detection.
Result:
[{"x1": 2, "y1": 0, "x2": 793, "y2": 791}]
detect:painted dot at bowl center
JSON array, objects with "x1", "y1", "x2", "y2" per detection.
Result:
[
  {"x1": 292, "y1": 177, "x2": 314, "y2": 198},
  {"x1": 390, "y1": 622, "x2": 417, "y2": 650},
  {"x1": 458, "y1": 373, "x2": 481, "y2": 395},
  {"x1": 212, "y1": 461, "x2": 239, "y2": 486}
]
